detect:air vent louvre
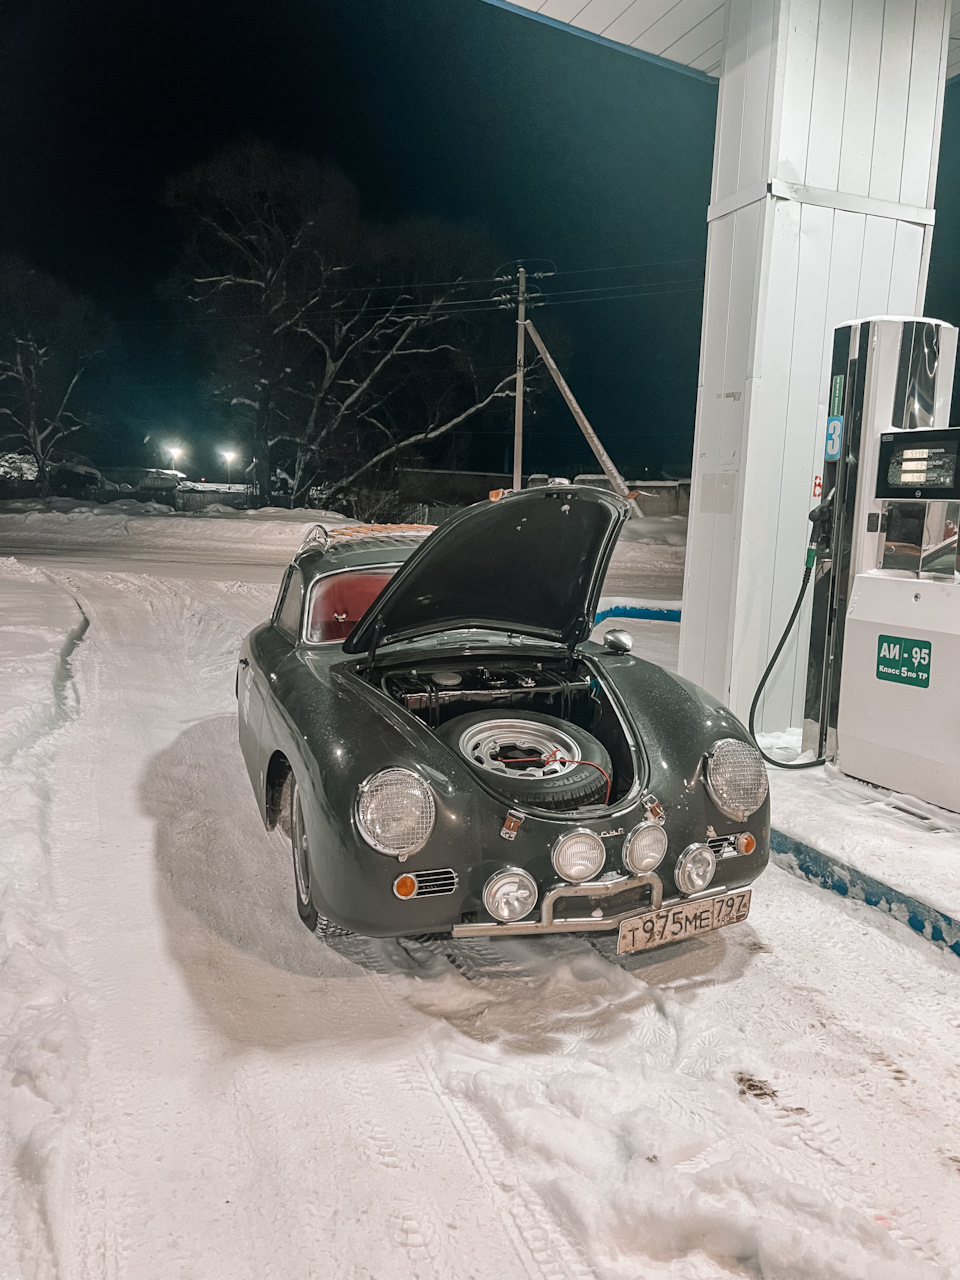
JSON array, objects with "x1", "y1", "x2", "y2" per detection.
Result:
[
  {"x1": 707, "y1": 837, "x2": 736, "y2": 858},
  {"x1": 414, "y1": 869, "x2": 458, "y2": 896}
]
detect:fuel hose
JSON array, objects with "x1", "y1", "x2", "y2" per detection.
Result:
[{"x1": 748, "y1": 545, "x2": 825, "y2": 769}]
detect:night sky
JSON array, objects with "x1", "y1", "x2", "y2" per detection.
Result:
[{"x1": 0, "y1": 0, "x2": 719, "y2": 480}]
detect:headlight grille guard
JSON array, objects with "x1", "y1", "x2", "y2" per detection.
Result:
[{"x1": 702, "y1": 738, "x2": 769, "y2": 823}]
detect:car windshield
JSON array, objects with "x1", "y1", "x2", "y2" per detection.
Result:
[
  {"x1": 305, "y1": 568, "x2": 398, "y2": 643},
  {"x1": 921, "y1": 533, "x2": 957, "y2": 574}
]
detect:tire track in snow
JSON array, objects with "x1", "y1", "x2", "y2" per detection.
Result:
[
  {"x1": 0, "y1": 564, "x2": 92, "y2": 1280},
  {"x1": 327, "y1": 934, "x2": 595, "y2": 1280},
  {"x1": 390, "y1": 922, "x2": 958, "y2": 1279},
  {"x1": 37, "y1": 569, "x2": 560, "y2": 1279}
]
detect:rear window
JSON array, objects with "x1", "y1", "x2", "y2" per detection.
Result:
[{"x1": 305, "y1": 569, "x2": 397, "y2": 643}]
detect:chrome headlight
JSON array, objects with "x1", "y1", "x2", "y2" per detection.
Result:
[
  {"x1": 704, "y1": 738, "x2": 768, "y2": 821},
  {"x1": 483, "y1": 868, "x2": 538, "y2": 922},
  {"x1": 355, "y1": 768, "x2": 435, "y2": 857},
  {"x1": 675, "y1": 843, "x2": 716, "y2": 895},
  {"x1": 622, "y1": 821, "x2": 668, "y2": 875},
  {"x1": 551, "y1": 829, "x2": 605, "y2": 883}
]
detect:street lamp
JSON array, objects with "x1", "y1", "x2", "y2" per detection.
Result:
[
  {"x1": 221, "y1": 449, "x2": 237, "y2": 484},
  {"x1": 167, "y1": 445, "x2": 183, "y2": 468}
]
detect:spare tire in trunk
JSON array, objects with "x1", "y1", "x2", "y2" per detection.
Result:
[{"x1": 438, "y1": 709, "x2": 613, "y2": 811}]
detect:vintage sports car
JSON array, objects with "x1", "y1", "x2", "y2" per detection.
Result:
[{"x1": 237, "y1": 485, "x2": 769, "y2": 955}]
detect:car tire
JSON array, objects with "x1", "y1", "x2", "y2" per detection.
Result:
[
  {"x1": 438, "y1": 709, "x2": 613, "y2": 810},
  {"x1": 290, "y1": 778, "x2": 319, "y2": 931}
]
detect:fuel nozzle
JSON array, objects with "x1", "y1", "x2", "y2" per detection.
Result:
[{"x1": 806, "y1": 488, "x2": 835, "y2": 565}]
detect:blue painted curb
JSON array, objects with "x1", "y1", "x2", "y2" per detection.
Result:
[
  {"x1": 770, "y1": 828, "x2": 960, "y2": 959},
  {"x1": 595, "y1": 604, "x2": 682, "y2": 623}
]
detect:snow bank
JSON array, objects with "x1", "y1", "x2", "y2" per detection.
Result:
[
  {"x1": 0, "y1": 504, "x2": 336, "y2": 566},
  {"x1": 760, "y1": 729, "x2": 960, "y2": 927},
  {"x1": 0, "y1": 560, "x2": 87, "y2": 1275},
  {"x1": 0, "y1": 559, "x2": 87, "y2": 758}
]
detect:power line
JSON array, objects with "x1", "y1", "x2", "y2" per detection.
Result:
[{"x1": 110, "y1": 277, "x2": 705, "y2": 328}]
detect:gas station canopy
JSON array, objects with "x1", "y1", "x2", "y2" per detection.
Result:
[
  {"x1": 503, "y1": 0, "x2": 960, "y2": 82},
  {"x1": 495, "y1": 0, "x2": 960, "y2": 743}
]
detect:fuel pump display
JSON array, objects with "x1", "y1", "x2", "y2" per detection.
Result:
[
  {"x1": 801, "y1": 316, "x2": 960, "y2": 813},
  {"x1": 878, "y1": 431, "x2": 960, "y2": 496}
]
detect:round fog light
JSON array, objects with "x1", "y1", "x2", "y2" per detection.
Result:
[
  {"x1": 551, "y1": 829, "x2": 605, "y2": 883},
  {"x1": 622, "y1": 821, "x2": 668, "y2": 874},
  {"x1": 675, "y1": 843, "x2": 717, "y2": 895},
  {"x1": 482, "y1": 868, "x2": 538, "y2": 922}
]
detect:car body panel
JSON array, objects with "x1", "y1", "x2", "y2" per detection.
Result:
[
  {"x1": 237, "y1": 493, "x2": 770, "y2": 940},
  {"x1": 344, "y1": 486, "x2": 628, "y2": 653}
]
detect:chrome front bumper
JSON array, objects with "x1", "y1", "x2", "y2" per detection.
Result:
[{"x1": 450, "y1": 872, "x2": 663, "y2": 938}]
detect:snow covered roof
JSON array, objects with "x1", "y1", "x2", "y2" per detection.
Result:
[{"x1": 177, "y1": 481, "x2": 249, "y2": 492}]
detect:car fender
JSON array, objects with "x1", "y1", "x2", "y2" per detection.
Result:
[
  {"x1": 258, "y1": 653, "x2": 498, "y2": 933},
  {"x1": 589, "y1": 646, "x2": 771, "y2": 850}
]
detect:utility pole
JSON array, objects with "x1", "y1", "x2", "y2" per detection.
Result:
[
  {"x1": 512, "y1": 265, "x2": 527, "y2": 492},
  {"x1": 524, "y1": 318, "x2": 643, "y2": 519}
]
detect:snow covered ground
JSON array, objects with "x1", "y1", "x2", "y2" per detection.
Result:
[{"x1": 1, "y1": 514, "x2": 959, "y2": 1279}]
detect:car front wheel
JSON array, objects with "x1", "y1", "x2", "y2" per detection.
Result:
[{"x1": 290, "y1": 778, "x2": 319, "y2": 931}]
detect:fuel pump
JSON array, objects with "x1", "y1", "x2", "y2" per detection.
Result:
[{"x1": 801, "y1": 316, "x2": 960, "y2": 812}]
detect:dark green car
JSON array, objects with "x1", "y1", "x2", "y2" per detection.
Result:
[{"x1": 238, "y1": 485, "x2": 769, "y2": 955}]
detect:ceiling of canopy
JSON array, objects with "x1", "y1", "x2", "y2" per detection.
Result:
[{"x1": 500, "y1": 0, "x2": 960, "y2": 81}]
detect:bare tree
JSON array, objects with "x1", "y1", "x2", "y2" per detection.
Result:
[
  {"x1": 0, "y1": 257, "x2": 113, "y2": 495},
  {"x1": 167, "y1": 142, "x2": 526, "y2": 510}
]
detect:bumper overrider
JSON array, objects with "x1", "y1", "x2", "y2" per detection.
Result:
[{"x1": 451, "y1": 872, "x2": 663, "y2": 937}]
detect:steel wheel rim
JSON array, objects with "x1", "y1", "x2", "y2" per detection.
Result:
[
  {"x1": 458, "y1": 719, "x2": 582, "y2": 779},
  {"x1": 292, "y1": 787, "x2": 311, "y2": 905}
]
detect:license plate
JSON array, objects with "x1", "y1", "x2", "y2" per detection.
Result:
[{"x1": 617, "y1": 890, "x2": 752, "y2": 954}]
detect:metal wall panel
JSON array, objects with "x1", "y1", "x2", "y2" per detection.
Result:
[
  {"x1": 804, "y1": 0, "x2": 854, "y2": 192},
  {"x1": 838, "y1": 0, "x2": 884, "y2": 195},
  {"x1": 870, "y1": 2, "x2": 918, "y2": 203},
  {"x1": 903, "y1": 0, "x2": 951, "y2": 204},
  {"x1": 680, "y1": 198, "x2": 763, "y2": 696},
  {"x1": 777, "y1": 2, "x2": 819, "y2": 185}
]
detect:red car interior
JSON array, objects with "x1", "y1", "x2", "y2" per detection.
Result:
[{"x1": 307, "y1": 570, "x2": 396, "y2": 642}]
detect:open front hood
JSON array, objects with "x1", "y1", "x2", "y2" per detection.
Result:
[{"x1": 344, "y1": 485, "x2": 628, "y2": 654}]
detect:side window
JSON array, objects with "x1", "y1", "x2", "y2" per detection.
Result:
[
  {"x1": 272, "y1": 566, "x2": 293, "y2": 621},
  {"x1": 275, "y1": 566, "x2": 304, "y2": 641}
]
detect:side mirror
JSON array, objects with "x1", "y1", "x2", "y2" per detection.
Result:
[{"x1": 603, "y1": 628, "x2": 633, "y2": 654}]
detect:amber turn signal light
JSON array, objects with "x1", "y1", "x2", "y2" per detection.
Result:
[
  {"x1": 393, "y1": 874, "x2": 418, "y2": 899},
  {"x1": 735, "y1": 832, "x2": 756, "y2": 856}
]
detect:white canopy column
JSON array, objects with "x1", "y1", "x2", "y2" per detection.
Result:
[{"x1": 678, "y1": 0, "x2": 952, "y2": 727}]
